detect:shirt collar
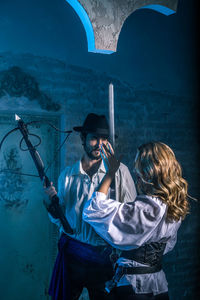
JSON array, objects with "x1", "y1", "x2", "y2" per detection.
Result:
[
  {"x1": 70, "y1": 160, "x2": 83, "y2": 176},
  {"x1": 70, "y1": 159, "x2": 107, "y2": 176}
]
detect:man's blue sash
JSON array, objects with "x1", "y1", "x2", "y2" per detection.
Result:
[{"x1": 49, "y1": 234, "x2": 112, "y2": 300}]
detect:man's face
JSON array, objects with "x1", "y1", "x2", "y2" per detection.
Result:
[{"x1": 83, "y1": 133, "x2": 108, "y2": 160}]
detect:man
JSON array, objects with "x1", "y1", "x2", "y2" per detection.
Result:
[{"x1": 44, "y1": 113, "x2": 136, "y2": 300}]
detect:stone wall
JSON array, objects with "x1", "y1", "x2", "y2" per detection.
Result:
[{"x1": 0, "y1": 52, "x2": 199, "y2": 299}]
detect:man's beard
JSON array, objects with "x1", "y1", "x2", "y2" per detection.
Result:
[{"x1": 83, "y1": 144, "x2": 101, "y2": 160}]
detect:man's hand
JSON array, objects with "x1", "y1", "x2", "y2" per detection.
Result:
[
  {"x1": 44, "y1": 183, "x2": 57, "y2": 198},
  {"x1": 42, "y1": 178, "x2": 73, "y2": 234},
  {"x1": 43, "y1": 179, "x2": 57, "y2": 208}
]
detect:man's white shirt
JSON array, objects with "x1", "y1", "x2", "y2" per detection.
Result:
[{"x1": 48, "y1": 159, "x2": 137, "y2": 246}]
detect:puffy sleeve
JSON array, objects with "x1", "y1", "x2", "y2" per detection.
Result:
[
  {"x1": 164, "y1": 220, "x2": 181, "y2": 254},
  {"x1": 83, "y1": 192, "x2": 166, "y2": 250}
]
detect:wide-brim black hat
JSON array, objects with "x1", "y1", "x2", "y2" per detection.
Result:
[{"x1": 73, "y1": 113, "x2": 110, "y2": 137}]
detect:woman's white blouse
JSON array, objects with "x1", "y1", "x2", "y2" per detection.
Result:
[{"x1": 83, "y1": 192, "x2": 181, "y2": 295}]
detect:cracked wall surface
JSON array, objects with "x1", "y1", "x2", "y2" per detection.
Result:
[{"x1": 66, "y1": 0, "x2": 178, "y2": 53}]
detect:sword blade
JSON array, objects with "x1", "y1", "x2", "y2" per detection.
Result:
[{"x1": 109, "y1": 83, "x2": 115, "y2": 148}]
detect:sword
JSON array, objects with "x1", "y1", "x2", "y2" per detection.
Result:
[
  {"x1": 109, "y1": 83, "x2": 115, "y2": 148},
  {"x1": 108, "y1": 83, "x2": 118, "y2": 261},
  {"x1": 108, "y1": 83, "x2": 118, "y2": 200}
]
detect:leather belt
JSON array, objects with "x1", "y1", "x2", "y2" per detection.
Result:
[{"x1": 117, "y1": 263, "x2": 162, "y2": 275}]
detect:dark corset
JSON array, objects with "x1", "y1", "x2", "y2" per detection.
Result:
[{"x1": 121, "y1": 242, "x2": 167, "y2": 267}]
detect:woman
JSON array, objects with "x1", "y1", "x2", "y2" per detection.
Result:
[{"x1": 83, "y1": 142, "x2": 189, "y2": 300}]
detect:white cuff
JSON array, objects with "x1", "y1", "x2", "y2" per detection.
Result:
[{"x1": 95, "y1": 191, "x2": 107, "y2": 200}]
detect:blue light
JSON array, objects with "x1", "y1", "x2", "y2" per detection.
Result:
[
  {"x1": 140, "y1": 4, "x2": 175, "y2": 16},
  {"x1": 65, "y1": 0, "x2": 114, "y2": 54}
]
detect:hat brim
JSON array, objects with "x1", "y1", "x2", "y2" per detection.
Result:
[
  {"x1": 73, "y1": 126, "x2": 118, "y2": 139},
  {"x1": 73, "y1": 126, "x2": 109, "y2": 136}
]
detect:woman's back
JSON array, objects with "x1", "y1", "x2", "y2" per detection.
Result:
[{"x1": 83, "y1": 142, "x2": 189, "y2": 299}]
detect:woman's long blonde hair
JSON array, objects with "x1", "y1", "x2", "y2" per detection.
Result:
[{"x1": 134, "y1": 142, "x2": 189, "y2": 222}]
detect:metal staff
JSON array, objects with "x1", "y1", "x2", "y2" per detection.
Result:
[
  {"x1": 108, "y1": 83, "x2": 119, "y2": 264},
  {"x1": 108, "y1": 83, "x2": 118, "y2": 201},
  {"x1": 109, "y1": 83, "x2": 115, "y2": 148}
]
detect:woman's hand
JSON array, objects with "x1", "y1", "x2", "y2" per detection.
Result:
[
  {"x1": 100, "y1": 142, "x2": 120, "y2": 176},
  {"x1": 98, "y1": 142, "x2": 121, "y2": 195}
]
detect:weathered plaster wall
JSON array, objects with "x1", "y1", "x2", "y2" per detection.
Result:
[{"x1": 70, "y1": 0, "x2": 178, "y2": 52}]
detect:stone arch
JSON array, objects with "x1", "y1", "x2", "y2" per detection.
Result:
[{"x1": 65, "y1": 0, "x2": 178, "y2": 54}]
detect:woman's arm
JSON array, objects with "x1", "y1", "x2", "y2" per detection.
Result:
[
  {"x1": 98, "y1": 143, "x2": 120, "y2": 194},
  {"x1": 98, "y1": 173, "x2": 113, "y2": 194},
  {"x1": 83, "y1": 192, "x2": 166, "y2": 250}
]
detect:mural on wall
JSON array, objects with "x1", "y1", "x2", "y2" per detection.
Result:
[
  {"x1": 0, "y1": 66, "x2": 60, "y2": 111},
  {"x1": 0, "y1": 146, "x2": 28, "y2": 211},
  {"x1": 0, "y1": 113, "x2": 60, "y2": 300}
]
